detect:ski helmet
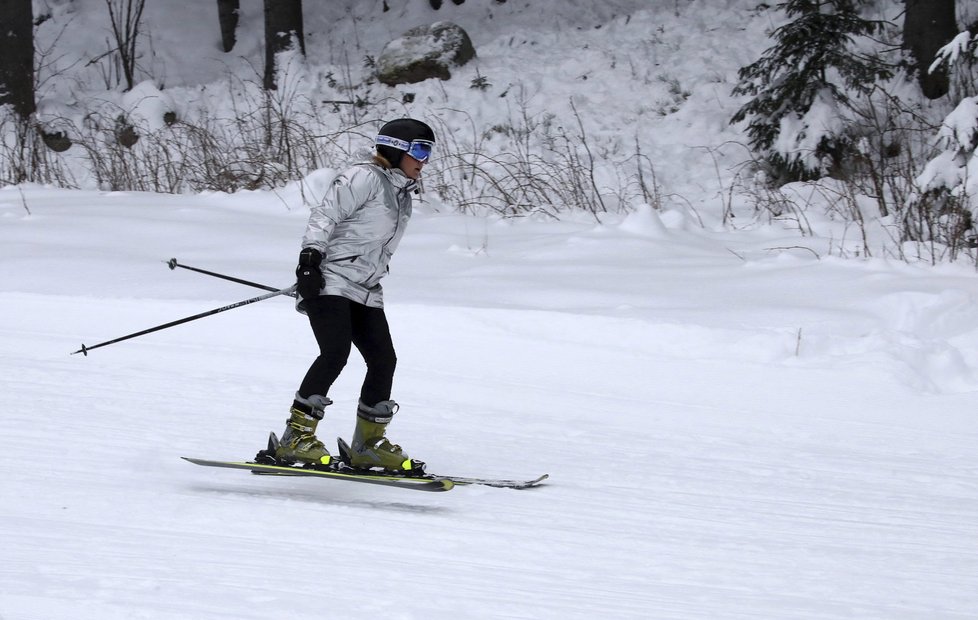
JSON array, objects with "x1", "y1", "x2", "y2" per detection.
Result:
[{"x1": 375, "y1": 118, "x2": 435, "y2": 167}]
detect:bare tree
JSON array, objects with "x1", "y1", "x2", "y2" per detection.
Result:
[
  {"x1": 0, "y1": 0, "x2": 36, "y2": 118},
  {"x1": 217, "y1": 0, "x2": 240, "y2": 53},
  {"x1": 105, "y1": 0, "x2": 147, "y2": 92},
  {"x1": 903, "y1": 0, "x2": 957, "y2": 99},
  {"x1": 263, "y1": 0, "x2": 304, "y2": 90}
]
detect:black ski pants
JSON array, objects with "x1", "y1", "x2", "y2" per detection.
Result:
[{"x1": 297, "y1": 295, "x2": 397, "y2": 407}]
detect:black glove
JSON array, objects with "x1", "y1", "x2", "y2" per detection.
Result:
[{"x1": 296, "y1": 248, "x2": 324, "y2": 299}]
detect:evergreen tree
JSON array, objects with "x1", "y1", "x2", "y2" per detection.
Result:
[
  {"x1": 913, "y1": 32, "x2": 978, "y2": 254},
  {"x1": 731, "y1": 0, "x2": 892, "y2": 182}
]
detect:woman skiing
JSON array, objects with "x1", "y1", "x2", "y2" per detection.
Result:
[{"x1": 270, "y1": 118, "x2": 435, "y2": 473}]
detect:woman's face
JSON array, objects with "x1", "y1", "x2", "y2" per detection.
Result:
[{"x1": 399, "y1": 153, "x2": 427, "y2": 180}]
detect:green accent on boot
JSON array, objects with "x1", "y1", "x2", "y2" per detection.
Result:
[
  {"x1": 349, "y1": 401, "x2": 413, "y2": 472},
  {"x1": 275, "y1": 405, "x2": 332, "y2": 466}
]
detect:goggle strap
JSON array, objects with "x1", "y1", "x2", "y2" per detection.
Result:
[{"x1": 376, "y1": 134, "x2": 411, "y2": 150}]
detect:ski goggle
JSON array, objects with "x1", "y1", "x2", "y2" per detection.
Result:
[
  {"x1": 406, "y1": 139, "x2": 434, "y2": 163},
  {"x1": 376, "y1": 135, "x2": 435, "y2": 163}
]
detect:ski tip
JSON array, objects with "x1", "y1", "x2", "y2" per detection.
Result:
[
  {"x1": 506, "y1": 473, "x2": 549, "y2": 489},
  {"x1": 519, "y1": 473, "x2": 550, "y2": 488}
]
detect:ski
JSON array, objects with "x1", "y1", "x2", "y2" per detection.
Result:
[
  {"x1": 184, "y1": 431, "x2": 548, "y2": 492},
  {"x1": 181, "y1": 457, "x2": 454, "y2": 492},
  {"x1": 332, "y1": 436, "x2": 548, "y2": 489},
  {"x1": 432, "y1": 473, "x2": 549, "y2": 489},
  {"x1": 253, "y1": 468, "x2": 549, "y2": 489}
]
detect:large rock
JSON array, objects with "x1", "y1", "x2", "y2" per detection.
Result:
[{"x1": 376, "y1": 21, "x2": 476, "y2": 86}]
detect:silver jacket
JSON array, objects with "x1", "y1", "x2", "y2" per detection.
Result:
[{"x1": 298, "y1": 161, "x2": 415, "y2": 309}]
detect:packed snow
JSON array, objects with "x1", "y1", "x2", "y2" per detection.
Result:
[{"x1": 2, "y1": 1, "x2": 977, "y2": 619}]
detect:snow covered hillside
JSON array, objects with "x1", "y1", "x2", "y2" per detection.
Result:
[
  {"x1": 3, "y1": 184, "x2": 978, "y2": 619},
  {"x1": 2, "y1": 1, "x2": 978, "y2": 619}
]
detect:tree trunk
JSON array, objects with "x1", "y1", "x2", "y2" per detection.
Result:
[
  {"x1": 263, "y1": 0, "x2": 305, "y2": 90},
  {"x1": 217, "y1": 0, "x2": 240, "y2": 53},
  {"x1": 0, "y1": 0, "x2": 36, "y2": 118},
  {"x1": 904, "y1": 0, "x2": 957, "y2": 99}
]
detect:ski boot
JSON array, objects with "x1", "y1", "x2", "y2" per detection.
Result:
[
  {"x1": 269, "y1": 394, "x2": 334, "y2": 467},
  {"x1": 337, "y1": 400, "x2": 424, "y2": 474}
]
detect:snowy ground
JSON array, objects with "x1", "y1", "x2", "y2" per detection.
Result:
[
  {"x1": 2, "y1": 186, "x2": 978, "y2": 619},
  {"x1": 3, "y1": 0, "x2": 978, "y2": 618}
]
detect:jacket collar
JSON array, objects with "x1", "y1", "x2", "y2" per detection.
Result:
[
  {"x1": 359, "y1": 159, "x2": 419, "y2": 194},
  {"x1": 382, "y1": 165, "x2": 418, "y2": 194}
]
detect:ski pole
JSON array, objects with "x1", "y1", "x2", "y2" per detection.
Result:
[
  {"x1": 166, "y1": 258, "x2": 294, "y2": 296},
  {"x1": 71, "y1": 285, "x2": 296, "y2": 356}
]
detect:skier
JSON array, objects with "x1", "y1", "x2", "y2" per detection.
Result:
[{"x1": 272, "y1": 118, "x2": 435, "y2": 473}]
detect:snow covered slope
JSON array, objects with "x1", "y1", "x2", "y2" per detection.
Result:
[{"x1": 2, "y1": 186, "x2": 977, "y2": 619}]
